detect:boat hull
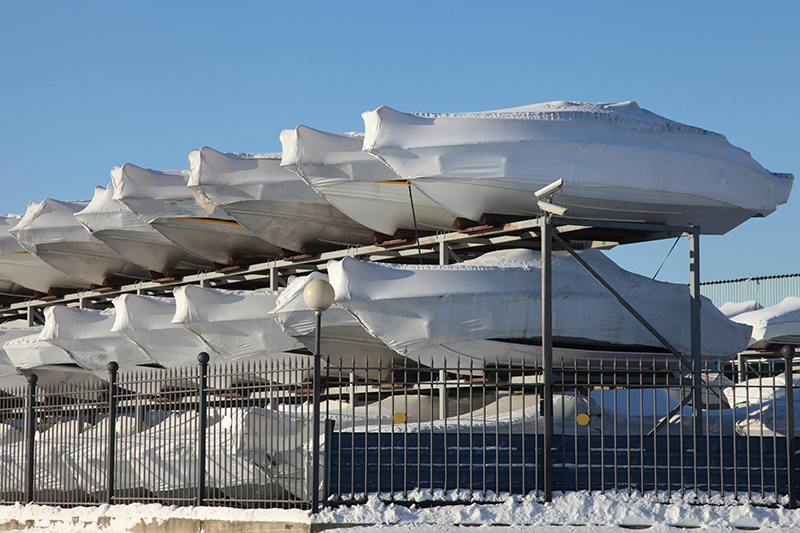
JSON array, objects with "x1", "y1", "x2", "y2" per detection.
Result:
[
  {"x1": 0, "y1": 251, "x2": 91, "y2": 293},
  {"x1": 92, "y1": 228, "x2": 212, "y2": 274},
  {"x1": 298, "y1": 180, "x2": 459, "y2": 236},
  {"x1": 32, "y1": 241, "x2": 149, "y2": 285},
  {"x1": 220, "y1": 199, "x2": 373, "y2": 253},
  {"x1": 148, "y1": 217, "x2": 279, "y2": 265}
]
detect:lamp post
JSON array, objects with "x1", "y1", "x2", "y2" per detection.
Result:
[{"x1": 303, "y1": 278, "x2": 335, "y2": 513}]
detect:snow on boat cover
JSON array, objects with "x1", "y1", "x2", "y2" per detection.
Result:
[
  {"x1": 328, "y1": 249, "x2": 752, "y2": 370},
  {"x1": 189, "y1": 146, "x2": 373, "y2": 253},
  {"x1": 362, "y1": 101, "x2": 793, "y2": 236},
  {"x1": 280, "y1": 126, "x2": 460, "y2": 236},
  {"x1": 112, "y1": 163, "x2": 279, "y2": 265}
]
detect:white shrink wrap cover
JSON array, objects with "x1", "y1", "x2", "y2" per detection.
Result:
[
  {"x1": 4, "y1": 330, "x2": 74, "y2": 368},
  {"x1": 328, "y1": 249, "x2": 752, "y2": 369},
  {"x1": 75, "y1": 183, "x2": 209, "y2": 274},
  {"x1": 8, "y1": 198, "x2": 149, "y2": 285},
  {"x1": 0, "y1": 214, "x2": 89, "y2": 293},
  {"x1": 362, "y1": 102, "x2": 793, "y2": 235},
  {"x1": 112, "y1": 162, "x2": 279, "y2": 264},
  {"x1": 731, "y1": 297, "x2": 800, "y2": 349},
  {"x1": 0, "y1": 327, "x2": 40, "y2": 390},
  {"x1": 719, "y1": 300, "x2": 764, "y2": 318},
  {"x1": 111, "y1": 294, "x2": 219, "y2": 368},
  {"x1": 269, "y1": 272, "x2": 408, "y2": 379},
  {"x1": 3, "y1": 329, "x2": 106, "y2": 390},
  {"x1": 189, "y1": 146, "x2": 372, "y2": 253},
  {"x1": 0, "y1": 215, "x2": 31, "y2": 296},
  {"x1": 280, "y1": 126, "x2": 458, "y2": 236},
  {"x1": 172, "y1": 285, "x2": 303, "y2": 359},
  {"x1": 40, "y1": 305, "x2": 156, "y2": 372}
]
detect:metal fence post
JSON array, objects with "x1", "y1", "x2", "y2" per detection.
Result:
[
  {"x1": 197, "y1": 352, "x2": 209, "y2": 507},
  {"x1": 783, "y1": 345, "x2": 796, "y2": 508},
  {"x1": 541, "y1": 216, "x2": 553, "y2": 502},
  {"x1": 24, "y1": 374, "x2": 37, "y2": 504},
  {"x1": 107, "y1": 362, "x2": 119, "y2": 504}
]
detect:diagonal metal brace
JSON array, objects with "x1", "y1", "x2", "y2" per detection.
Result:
[{"x1": 551, "y1": 231, "x2": 694, "y2": 372}]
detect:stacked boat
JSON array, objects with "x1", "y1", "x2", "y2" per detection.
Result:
[{"x1": 0, "y1": 98, "x2": 792, "y2": 392}]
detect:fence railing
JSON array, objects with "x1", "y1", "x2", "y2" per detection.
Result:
[{"x1": 0, "y1": 349, "x2": 798, "y2": 509}]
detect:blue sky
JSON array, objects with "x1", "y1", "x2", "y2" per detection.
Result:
[{"x1": 1, "y1": 1, "x2": 797, "y2": 285}]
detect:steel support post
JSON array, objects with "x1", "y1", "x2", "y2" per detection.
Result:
[
  {"x1": 311, "y1": 311, "x2": 322, "y2": 513},
  {"x1": 270, "y1": 266, "x2": 278, "y2": 291},
  {"x1": 439, "y1": 240, "x2": 449, "y2": 265},
  {"x1": 106, "y1": 362, "x2": 119, "y2": 504},
  {"x1": 541, "y1": 216, "x2": 553, "y2": 502},
  {"x1": 689, "y1": 228, "x2": 703, "y2": 435},
  {"x1": 783, "y1": 345, "x2": 797, "y2": 508},
  {"x1": 197, "y1": 352, "x2": 209, "y2": 507},
  {"x1": 24, "y1": 374, "x2": 37, "y2": 504}
]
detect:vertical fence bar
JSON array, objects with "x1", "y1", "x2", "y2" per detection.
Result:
[
  {"x1": 541, "y1": 215, "x2": 553, "y2": 502},
  {"x1": 197, "y1": 352, "x2": 209, "y2": 507},
  {"x1": 107, "y1": 362, "x2": 119, "y2": 504},
  {"x1": 783, "y1": 345, "x2": 796, "y2": 508},
  {"x1": 24, "y1": 374, "x2": 37, "y2": 504}
]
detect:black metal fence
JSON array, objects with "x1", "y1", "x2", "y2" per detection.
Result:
[{"x1": 1, "y1": 349, "x2": 798, "y2": 509}]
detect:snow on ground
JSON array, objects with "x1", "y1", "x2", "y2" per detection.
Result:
[{"x1": 3, "y1": 491, "x2": 800, "y2": 532}]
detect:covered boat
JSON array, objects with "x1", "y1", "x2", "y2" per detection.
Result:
[
  {"x1": 3, "y1": 330, "x2": 106, "y2": 390},
  {"x1": 280, "y1": 127, "x2": 461, "y2": 238},
  {"x1": 9, "y1": 199, "x2": 149, "y2": 286},
  {"x1": 39, "y1": 306, "x2": 162, "y2": 384},
  {"x1": 75, "y1": 183, "x2": 211, "y2": 277},
  {"x1": 0, "y1": 214, "x2": 90, "y2": 294},
  {"x1": 111, "y1": 294, "x2": 219, "y2": 369},
  {"x1": 730, "y1": 297, "x2": 800, "y2": 349},
  {"x1": 172, "y1": 284, "x2": 304, "y2": 359},
  {"x1": 362, "y1": 102, "x2": 793, "y2": 237},
  {"x1": 270, "y1": 272, "x2": 411, "y2": 380},
  {"x1": 0, "y1": 327, "x2": 39, "y2": 390},
  {"x1": 328, "y1": 249, "x2": 752, "y2": 370},
  {"x1": 188, "y1": 146, "x2": 373, "y2": 254},
  {"x1": 0, "y1": 216, "x2": 33, "y2": 298},
  {"x1": 112, "y1": 163, "x2": 279, "y2": 266}
]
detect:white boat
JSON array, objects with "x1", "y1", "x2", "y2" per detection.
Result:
[
  {"x1": 112, "y1": 163, "x2": 280, "y2": 265},
  {"x1": 280, "y1": 127, "x2": 462, "y2": 238},
  {"x1": 328, "y1": 249, "x2": 752, "y2": 371},
  {"x1": 0, "y1": 215, "x2": 33, "y2": 298},
  {"x1": 0, "y1": 214, "x2": 90, "y2": 295},
  {"x1": 270, "y1": 272, "x2": 411, "y2": 381},
  {"x1": 188, "y1": 146, "x2": 373, "y2": 253},
  {"x1": 40, "y1": 305, "x2": 160, "y2": 376},
  {"x1": 111, "y1": 294, "x2": 221, "y2": 369},
  {"x1": 730, "y1": 297, "x2": 800, "y2": 349},
  {"x1": 3, "y1": 331, "x2": 106, "y2": 390},
  {"x1": 172, "y1": 284, "x2": 304, "y2": 359},
  {"x1": 0, "y1": 327, "x2": 39, "y2": 390},
  {"x1": 362, "y1": 102, "x2": 793, "y2": 236},
  {"x1": 9, "y1": 199, "x2": 149, "y2": 286},
  {"x1": 75, "y1": 183, "x2": 211, "y2": 276}
]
